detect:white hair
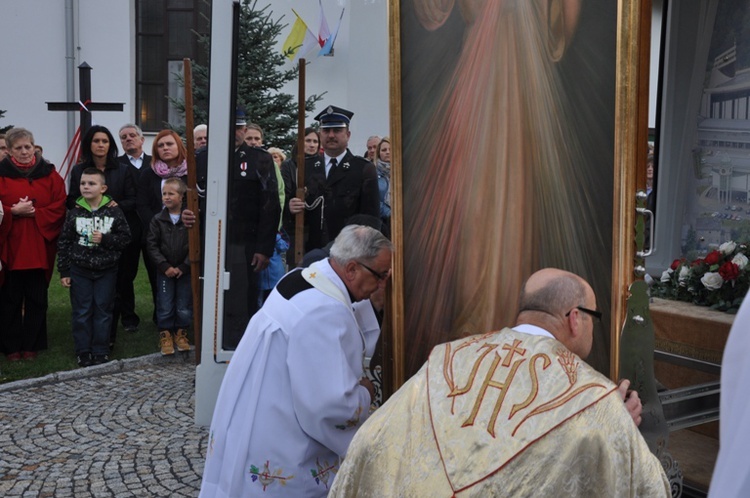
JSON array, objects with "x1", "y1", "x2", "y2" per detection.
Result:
[{"x1": 330, "y1": 225, "x2": 392, "y2": 265}]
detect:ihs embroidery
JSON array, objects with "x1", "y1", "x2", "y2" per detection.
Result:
[{"x1": 442, "y1": 336, "x2": 607, "y2": 438}]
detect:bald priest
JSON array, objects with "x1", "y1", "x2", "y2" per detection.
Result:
[{"x1": 330, "y1": 268, "x2": 670, "y2": 497}]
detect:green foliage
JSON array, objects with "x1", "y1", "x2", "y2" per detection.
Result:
[
  {"x1": 0, "y1": 261, "x2": 160, "y2": 384},
  {"x1": 170, "y1": 0, "x2": 324, "y2": 151},
  {"x1": 0, "y1": 108, "x2": 12, "y2": 133}
]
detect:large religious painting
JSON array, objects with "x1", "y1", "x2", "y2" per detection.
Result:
[{"x1": 390, "y1": 0, "x2": 620, "y2": 380}]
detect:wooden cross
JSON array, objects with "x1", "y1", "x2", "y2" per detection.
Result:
[{"x1": 46, "y1": 62, "x2": 124, "y2": 137}]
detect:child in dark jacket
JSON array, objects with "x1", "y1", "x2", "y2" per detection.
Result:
[
  {"x1": 146, "y1": 177, "x2": 192, "y2": 355},
  {"x1": 58, "y1": 168, "x2": 131, "y2": 367}
]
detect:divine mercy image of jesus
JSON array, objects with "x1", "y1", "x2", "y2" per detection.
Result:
[{"x1": 399, "y1": 0, "x2": 618, "y2": 375}]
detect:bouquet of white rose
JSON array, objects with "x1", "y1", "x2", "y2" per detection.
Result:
[{"x1": 652, "y1": 241, "x2": 750, "y2": 313}]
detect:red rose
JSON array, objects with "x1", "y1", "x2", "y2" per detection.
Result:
[
  {"x1": 691, "y1": 258, "x2": 704, "y2": 267},
  {"x1": 704, "y1": 250, "x2": 722, "y2": 265},
  {"x1": 670, "y1": 259, "x2": 682, "y2": 270},
  {"x1": 719, "y1": 261, "x2": 740, "y2": 281}
]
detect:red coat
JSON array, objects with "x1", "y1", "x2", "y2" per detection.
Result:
[{"x1": 0, "y1": 158, "x2": 67, "y2": 277}]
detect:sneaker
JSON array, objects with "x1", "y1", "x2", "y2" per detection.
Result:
[
  {"x1": 21, "y1": 351, "x2": 37, "y2": 361},
  {"x1": 6, "y1": 352, "x2": 21, "y2": 362},
  {"x1": 77, "y1": 353, "x2": 93, "y2": 368},
  {"x1": 124, "y1": 324, "x2": 138, "y2": 333},
  {"x1": 92, "y1": 354, "x2": 110, "y2": 365},
  {"x1": 174, "y1": 329, "x2": 191, "y2": 352},
  {"x1": 159, "y1": 331, "x2": 175, "y2": 356}
]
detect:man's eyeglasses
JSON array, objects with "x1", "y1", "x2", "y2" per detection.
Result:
[
  {"x1": 565, "y1": 306, "x2": 603, "y2": 322},
  {"x1": 357, "y1": 262, "x2": 390, "y2": 281}
]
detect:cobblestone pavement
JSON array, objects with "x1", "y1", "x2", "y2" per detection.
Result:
[{"x1": 0, "y1": 354, "x2": 208, "y2": 497}]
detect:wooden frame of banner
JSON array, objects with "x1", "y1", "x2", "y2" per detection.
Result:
[{"x1": 386, "y1": 0, "x2": 650, "y2": 390}]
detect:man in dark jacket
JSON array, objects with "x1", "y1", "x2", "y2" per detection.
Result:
[
  {"x1": 289, "y1": 105, "x2": 379, "y2": 251},
  {"x1": 116, "y1": 123, "x2": 153, "y2": 332},
  {"x1": 199, "y1": 109, "x2": 280, "y2": 349}
]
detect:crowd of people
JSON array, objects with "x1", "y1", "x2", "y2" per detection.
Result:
[
  {"x1": 0, "y1": 103, "x2": 391, "y2": 366},
  {"x1": 8, "y1": 106, "x2": 728, "y2": 496}
]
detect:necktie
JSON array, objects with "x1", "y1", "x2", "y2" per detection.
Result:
[{"x1": 328, "y1": 158, "x2": 338, "y2": 178}]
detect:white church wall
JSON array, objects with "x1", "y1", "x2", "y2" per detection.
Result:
[
  {"x1": 275, "y1": 0, "x2": 390, "y2": 156},
  {"x1": 0, "y1": 0, "x2": 135, "y2": 174},
  {"x1": 0, "y1": 1, "x2": 389, "y2": 169}
]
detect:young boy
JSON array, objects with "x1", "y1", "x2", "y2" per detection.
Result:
[
  {"x1": 146, "y1": 177, "x2": 192, "y2": 355},
  {"x1": 58, "y1": 168, "x2": 131, "y2": 367}
]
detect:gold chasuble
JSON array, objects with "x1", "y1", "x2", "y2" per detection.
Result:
[{"x1": 330, "y1": 329, "x2": 670, "y2": 497}]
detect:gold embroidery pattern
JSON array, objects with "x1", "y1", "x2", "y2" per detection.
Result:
[
  {"x1": 509, "y1": 353, "x2": 552, "y2": 418},
  {"x1": 335, "y1": 405, "x2": 363, "y2": 430},
  {"x1": 556, "y1": 347, "x2": 579, "y2": 384},
  {"x1": 440, "y1": 335, "x2": 607, "y2": 439}
]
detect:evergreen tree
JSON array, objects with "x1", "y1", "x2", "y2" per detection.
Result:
[
  {"x1": 171, "y1": 0, "x2": 323, "y2": 151},
  {"x1": 0, "y1": 109, "x2": 11, "y2": 133}
]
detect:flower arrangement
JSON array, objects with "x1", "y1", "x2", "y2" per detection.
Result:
[{"x1": 652, "y1": 241, "x2": 750, "y2": 313}]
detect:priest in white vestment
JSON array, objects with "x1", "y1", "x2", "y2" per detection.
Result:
[
  {"x1": 200, "y1": 225, "x2": 392, "y2": 497},
  {"x1": 709, "y1": 293, "x2": 750, "y2": 497},
  {"x1": 331, "y1": 268, "x2": 670, "y2": 497}
]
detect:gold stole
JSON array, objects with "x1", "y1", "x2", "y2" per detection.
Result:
[{"x1": 426, "y1": 328, "x2": 616, "y2": 491}]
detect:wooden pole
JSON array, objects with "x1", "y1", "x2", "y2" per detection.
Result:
[
  {"x1": 183, "y1": 58, "x2": 203, "y2": 365},
  {"x1": 294, "y1": 59, "x2": 307, "y2": 266}
]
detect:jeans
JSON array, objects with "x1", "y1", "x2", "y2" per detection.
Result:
[
  {"x1": 70, "y1": 264, "x2": 118, "y2": 355},
  {"x1": 156, "y1": 273, "x2": 193, "y2": 330}
]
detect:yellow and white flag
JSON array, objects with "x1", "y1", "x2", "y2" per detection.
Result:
[{"x1": 282, "y1": 10, "x2": 317, "y2": 62}]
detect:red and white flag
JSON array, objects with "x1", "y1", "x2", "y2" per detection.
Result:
[{"x1": 317, "y1": 0, "x2": 331, "y2": 47}]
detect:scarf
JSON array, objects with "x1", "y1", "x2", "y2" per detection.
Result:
[
  {"x1": 151, "y1": 159, "x2": 187, "y2": 179},
  {"x1": 0, "y1": 155, "x2": 53, "y2": 180},
  {"x1": 11, "y1": 156, "x2": 36, "y2": 169}
]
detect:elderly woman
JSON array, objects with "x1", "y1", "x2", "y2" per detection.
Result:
[
  {"x1": 267, "y1": 147, "x2": 286, "y2": 168},
  {"x1": 0, "y1": 127, "x2": 67, "y2": 361},
  {"x1": 266, "y1": 147, "x2": 287, "y2": 229}
]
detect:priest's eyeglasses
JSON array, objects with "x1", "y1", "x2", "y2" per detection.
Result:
[
  {"x1": 357, "y1": 261, "x2": 390, "y2": 281},
  {"x1": 565, "y1": 306, "x2": 602, "y2": 322}
]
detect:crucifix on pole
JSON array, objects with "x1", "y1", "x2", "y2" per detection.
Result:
[{"x1": 46, "y1": 62, "x2": 124, "y2": 138}]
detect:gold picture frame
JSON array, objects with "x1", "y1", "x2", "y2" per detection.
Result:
[{"x1": 387, "y1": 0, "x2": 648, "y2": 390}]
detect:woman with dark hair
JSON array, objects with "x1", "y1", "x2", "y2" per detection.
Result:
[
  {"x1": 0, "y1": 127, "x2": 67, "y2": 361},
  {"x1": 67, "y1": 125, "x2": 137, "y2": 347},
  {"x1": 67, "y1": 125, "x2": 136, "y2": 209},
  {"x1": 280, "y1": 127, "x2": 321, "y2": 265}
]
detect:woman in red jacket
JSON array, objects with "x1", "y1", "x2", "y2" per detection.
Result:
[{"x1": 0, "y1": 127, "x2": 67, "y2": 361}]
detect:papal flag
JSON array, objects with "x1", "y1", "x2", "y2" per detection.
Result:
[{"x1": 283, "y1": 10, "x2": 318, "y2": 62}]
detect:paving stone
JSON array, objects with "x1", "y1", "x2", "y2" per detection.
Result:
[{"x1": 0, "y1": 356, "x2": 208, "y2": 497}]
